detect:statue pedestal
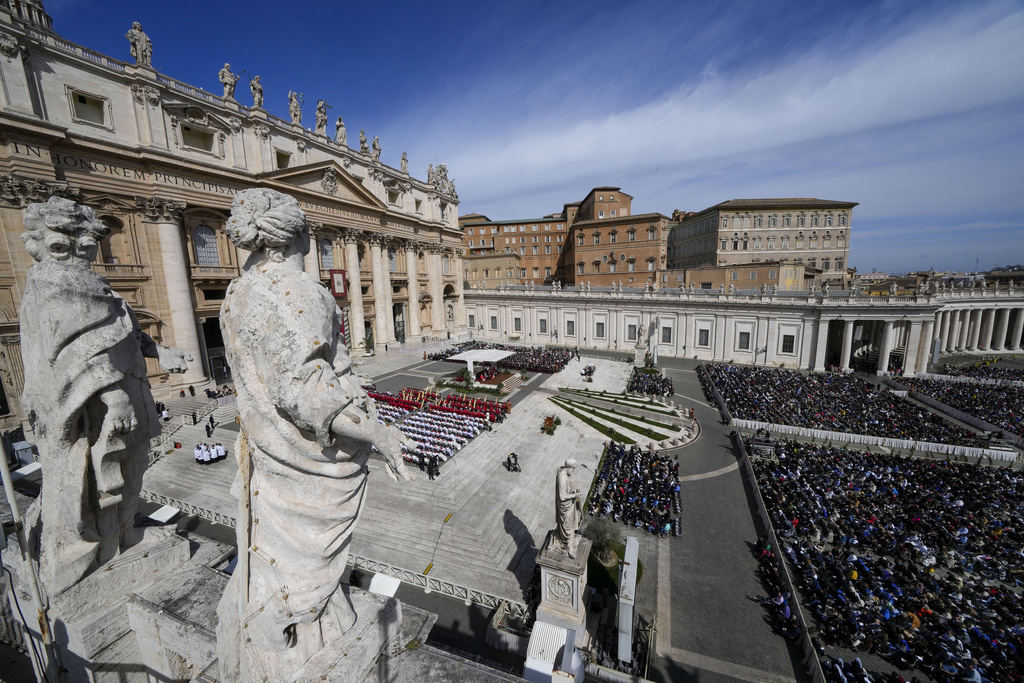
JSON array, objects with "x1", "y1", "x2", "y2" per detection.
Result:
[
  {"x1": 634, "y1": 345, "x2": 646, "y2": 368},
  {"x1": 6, "y1": 527, "x2": 193, "y2": 683},
  {"x1": 535, "y1": 531, "x2": 591, "y2": 649}
]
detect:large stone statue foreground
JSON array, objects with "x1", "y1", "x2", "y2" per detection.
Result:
[{"x1": 215, "y1": 188, "x2": 411, "y2": 682}]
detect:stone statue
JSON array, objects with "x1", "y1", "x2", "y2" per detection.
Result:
[
  {"x1": 125, "y1": 22, "x2": 152, "y2": 67},
  {"x1": 334, "y1": 116, "x2": 346, "y2": 145},
  {"x1": 688, "y1": 281, "x2": 695, "y2": 293},
  {"x1": 219, "y1": 63, "x2": 242, "y2": 100},
  {"x1": 288, "y1": 91, "x2": 302, "y2": 124},
  {"x1": 359, "y1": 129, "x2": 369, "y2": 154},
  {"x1": 889, "y1": 282, "x2": 898, "y2": 295},
  {"x1": 315, "y1": 99, "x2": 330, "y2": 137},
  {"x1": 729, "y1": 283, "x2": 736, "y2": 294},
  {"x1": 18, "y1": 197, "x2": 191, "y2": 597},
  {"x1": 761, "y1": 282, "x2": 767, "y2": 295},
  {"x1": 249, "y1": 75, "x2": 263, "y2": 108},
  {"x1": 371, "y1": 136, "x2": 381, "y2": 161},
  {"x1": 553, "y1": 459, "x2": 583, "y2": 558},
  {"x1": 401, "y1": 151, "x2": 408, "y2": 175},
  {"x1": 216, "y1": 189, "x2": 410, "y2": 683},
  {"x1": 426, "y1": 163, "x2": 435, "y2": 184}
]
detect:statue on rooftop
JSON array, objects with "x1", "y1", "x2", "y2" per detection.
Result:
[
  {"x1": 125, "y1": 22, "x2": 152, "y2": 67},
  {"x1": 426, "y1": 163, "x2": 435, "y2": 184},
  {"x1": 216, "y1": 188, "x2": 410, "y2": 682},
  {"x1": 334, "y1": 116, "x2": 346, "y2": 145},
  {"x1": 249, "y1": 75, "x2": 263, "y2": 108},
  {"x1": 552, "y1": 459, "x2": 583, "y2": 558},
  {"x1": 314, "y1": 100, "x2": 330, "y2": 137},
  {"x1": 288, "y1": 91, "x2": 302, "y2": 124},
  {"x1": 18, "y1": 197, "x2": 191, "y2": 597},
  {"x1": 371, "y1": 136, "x2": 381, "y2": 162},
  {"x1": 400, "y1": 152, "x2": 408, "y2": 175},
  {"x1": 359, "y1": 130, "x2": 369, "y2": 154},
  {"x1": 219, "y1": 63, "x2": 242, "y2": 100}
]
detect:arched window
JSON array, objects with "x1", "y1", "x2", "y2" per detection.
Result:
[
  {"x1": 192, "y1": 225, "x2": 219, "y2": 266},
  {"x1": 319, "y1": 239, "x2": 334, "y2": 270}
]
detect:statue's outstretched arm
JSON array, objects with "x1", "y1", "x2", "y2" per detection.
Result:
[{"x1": 139, "y1": 332, "x2": 192, "y2": 374}]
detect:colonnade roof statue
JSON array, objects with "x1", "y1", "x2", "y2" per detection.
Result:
[
  {"x1": 215, "y1": 188, "x2": 411, "y2": 682},
  {"x1": 18, "y1": 197, "x2": 191, "y2": 597}
]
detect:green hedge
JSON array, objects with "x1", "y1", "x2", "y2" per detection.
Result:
[
  {"x1": 549, "y1": 398, "x2": 636, "y2": 444},
  {"x1": 557, "y1": 396, "x2": 676, "y2": 434},
  {"x1": 560, "y1": 389, "x2": 675, "y2": 416},
  {"x1": 551, "y1": 397, "x2": 669, "y2": 442}
]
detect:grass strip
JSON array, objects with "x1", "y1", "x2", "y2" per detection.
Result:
[
  {"x1": 557, "y1": 396, "x2": 677, "y2": 432},
  {"x1": 552, "y1": 397, "x2": 669, "y2": 442},
  {"x1": 559, "y1": 388, "x2": 676, "y2": 415},
  {"x1": 549, "y1": 398, "x2": 636, "y2": 444}
]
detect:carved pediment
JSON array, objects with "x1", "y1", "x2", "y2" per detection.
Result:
[
  {"x1": 162, "y1": 102, "x2": 234, "y2": 133},
  {"x1": 259, "y1": 161, "x2": 386, "y2": 209},
  {"x1": 81, "y1": 193, "x2": 138, "y2": 213}
]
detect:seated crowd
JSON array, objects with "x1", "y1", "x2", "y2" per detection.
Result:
[
  {"x1": 627, "y1": 368, "x2": 674, "y2": 396},
  {"x1": 701, "y1": 364, "x2": 976, "y2": 445},
  {"x1": 900, "y1": 378, "x2": 1024, "y2": 439},
  {"x1": 586, "y1": 442, "x2": 680, "y2": 537},
  {"x1": 943, "y1": 362, "x2": 1024, "y2": 383},
  {"x1": 366, "y1": 388, "x2": 509, "y2": 467},
  {"x1": 752, "y1": 440, "x2": 1024, "y2": 682},
  {"x1": 427, "y1": 341, "x2": 574, "y2": 374}
]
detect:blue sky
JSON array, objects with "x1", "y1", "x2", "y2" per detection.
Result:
[{"x1": 47, "y1": 0, "x2": 1024, "y2": 274}]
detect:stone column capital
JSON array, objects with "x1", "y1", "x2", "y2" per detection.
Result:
[
  {"x1": 339, "y1": 228, "x2": 362, "y2": 244},
  {"x1": 366, "y1": 231, "x2": 388, "y2": 248},
  {"x1": 1, "y1": 174, "x2": 83, "y2": 208},
  {"x1": 425, "y1": 242, "x2": 445, "y2": 255},
  {"x1": 135, "y1": 195, "x2": 187, "y2": 223}
]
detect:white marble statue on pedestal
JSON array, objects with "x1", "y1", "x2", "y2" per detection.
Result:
[
  {"x1": 215, "y1": 188, "x2": 411, "y2": 683},
  {"x1": 18, "y1": 197, "x2": 191, "y2": 597},
  {"x1": 552, "y1": 458, "x2": 583, "y2": 558}
]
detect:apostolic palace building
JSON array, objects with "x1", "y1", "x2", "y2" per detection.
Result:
[{"x1": 3, "y1": 0, "x2": 1024, "y2": 438}]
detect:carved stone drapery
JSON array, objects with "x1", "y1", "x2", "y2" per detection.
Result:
[
  {"x1": 321, "y1": 167, "x2": 338, "y2": 196},
  {"x1": 134, "y1": 196, "x2": 186, "y2": 223},
  {"x1": 0, "y1": 174, "x2": 83, "y2": 208}
]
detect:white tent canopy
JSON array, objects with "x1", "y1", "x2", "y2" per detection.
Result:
[{"x1": 447, "y1": 349, "x2": 516, "y2": 377}]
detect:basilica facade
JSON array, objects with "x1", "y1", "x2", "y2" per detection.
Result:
[{"x1": 0, "y1": 3, "x2": 466, "y2": 428}]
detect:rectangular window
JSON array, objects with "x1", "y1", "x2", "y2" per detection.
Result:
[
  {"x1": 783, "y1": 216, "x2": 791, "y2": 227},
  {"x1": 610, "y1": 210, "x2": 616, "y2": 217},
  {"x1": 610, "y1": 233, "x2": 617, "y2": 243},
  {"x1": 769, "y1": 216, "x2": 777, "y2": 227},
  {"x1": 514, "y1": 318, "x2": 522, "y2": 332},
  {"x1": 768, "y1": 269, "x2": 777, "y2": 279},
  {"x1": 539, "y1": 319, "x2": 548, "y2": 333},
  {"x1": 731, "y1": 271, "x2": 739, "y2": 280},
  {"x1": 544, "y1": 246, "x2": 551, "y2": 254},
  {"x1": 557, "y1": 246, "x2": 563, "y2": 254},
  {"x1": 545, "y1": 267, "x2": 551, "y2": 276},
  {"x1": 661, "y1": 326, "x2": 672, "y2": 343},
  {"x1": 738, "y1": 331, "x2": 751, "y2": 350},
  {"x1": 798, "y1": 216, "x2": 806, "y2": 227},
  {"x1": 181, "y1": 125, "x2": 215, "y2": 152},
  {"x1": 469, "y1": 240, "x2": 474, "y2": 247},
  {"x1": 627, "y1": 324, "x2": 637, "y2": 341},
  {"x1": 628, "y1": 232, "x2": 636, "y2": 242},
  {"x1": 577, "y1": 263, "x2": 584, "y2": 274},
  {"x1": 520, "y1": 246, "x2": 525, "y2": 255},
  {"x1": 532, "y1": 236, "x2": 539, "y2": 243},
  {"x1": 721, "y1": 239, "x2": 728, "y2": 250},
  {"x1": 566, "y1": 320, "x2": 575, "y2": 336},
  {"x1": 490, "y1": 316, "x2": 498, "y2": 330},
  {"x1": 648, "y1": 229, "x2": 656, "y2": 240},
  {"x1": 598, "y1": 210, "x2": 605, "y2": 218},
  {"x1": 698, "y1": 329, "x2": 710, "y2": 346},
  {"x1": 750, "y1": 270, "x2": 757, "y2": 279},
  {"x1": 595, "y1": 322, "x2": 605, "y2": 338},
  {"x1": 71, "y1": 91, "x2": 107, "y2": 126},
  {"x1": 781, "y1": 334, "x2": 795, "y2": 354},
  {"x1": 628, "y1": 261, "x2": 635, "y2": 272},
  {"x1": 532, "y1": 246, "x2": 538, "y2": 255},
  {"x1": 593, "y1": 234, "x2": 600, "y2": 244},
  {"x1": 839, "y1": 215, "x2": 847, "y2": 226},
  {"x1": 468, "y1": 314, "x2": 475, "y2": 328},
  {"x1": 755, "y1": 217, "x2": 763, "y2": 228},
  {"x1": 532, "y1": 225, "x2": 539, "y2": 231},
  {"x1": 557, "y1": 235, "x2": 563, "y2": 242}
]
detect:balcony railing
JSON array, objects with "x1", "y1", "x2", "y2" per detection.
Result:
[
  {"x1": 93, "y1": 263, "x2": 147, "y2": 278},
  {"x1": 190, "y1": 265, "x2": 238, "y2": 280}
]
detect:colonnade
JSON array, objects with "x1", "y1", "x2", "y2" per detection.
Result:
[{"x1": 932, "y1": 306, "x2": 1024, "y2": 354}]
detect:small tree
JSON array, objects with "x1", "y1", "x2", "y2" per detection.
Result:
[
  {"x1": 584, "y1": 518, "x2": 619, "y2": 564},
  {"x1": 362, "y1": 335, "x2": 374, "y2": 355}
]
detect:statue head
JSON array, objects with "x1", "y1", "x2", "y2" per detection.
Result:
[
  {"x1": 22, "y1": 197, "x2": 108, "y2": 265},
  {"x1": 224, "y1": 63, "x2": 230, "y2": 69},
  {"x1": 226, "y1": 189, "x2": 307, "y2": 261},
  {"x1": 253, "y1": 75, "x2": 260, "y2": 83},
  {"x1": 132, "y1": 21, "x2": 142, "y2": 30},
  {"x1": 564, "y1": 458, "x2": 577, "y2": 470}
]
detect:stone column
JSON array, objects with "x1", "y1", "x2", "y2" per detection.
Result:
[
  {"x1": 382, "y1": 241, "x2": 396, "y2": 344},
  {"x1": 404, "y1": 242, "x2": 421, "y2": 337},
  {"x1": 812, "y1": 317, "x2": 830, "y2": 372},
  {"x1": 967, "y1": 309, "x2": 982, "y2": 350},
  {"x1": 903, "y1": 320, "x2": 923, "y2": 376},
  {"x1": 1010, "y1": 308, "x2": 1024, "y2": 351},
  {"x1": 840, "y1": 319, "x2": 854, "y2": 371},
  {"x1": 979, "y1": 308, "x2": 995, "y2": 350},
  {"x1": 938, "y1": 310, "x2": 950, "y2": 351},
  {"x1": 915, "y1": 318, "x2": 934, "y2": 374},
  {"x1": 876, "y1": 320, "x2": 894, "y2": 375},
  {"x1": 956, "y1": 310, "x2": 970, "y2": 350},
  {"x1": 136, "y1": 196, "x2": 206, "y2": 384},
  {"x1": 453, "y1": 249, "x2": 467, "y2": 331},
  {"x1": 303, "y1": 222, "x2": 322, "y2": 279},
  {"x1": 427, "y1": 244, "x2": 445, "y2": 332},
  {"x1": 368, "y1": 233, "x2": 389, "y2": 348},
  {"x1": 993, "y1": 308, "x2": 1010, "y2": 350},
  {"x1": 342, "y1": 230, "x2": 366, "y2": 352}
]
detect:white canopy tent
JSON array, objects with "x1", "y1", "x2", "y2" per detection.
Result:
[{"x1": 447, "y1": 349, "x2": 516, "y2": 379}]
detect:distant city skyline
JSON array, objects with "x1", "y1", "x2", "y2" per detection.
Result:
[{"x1": 47, "y1": 0, "x2": 1024, "y2": 274}]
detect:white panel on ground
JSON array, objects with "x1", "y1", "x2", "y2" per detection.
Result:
[
  {"x1": 525, "y1": 621, "x2": 567, "y2": 683},
  {"x1": 618, "y1": 536, "x2": 639, "y2": 664},
  {"x1": 147, "y1": 505, "x2": 180, "y2": 524},
  {"x1": 367, "y1": 573, "x2": 401, "y2": 597}
]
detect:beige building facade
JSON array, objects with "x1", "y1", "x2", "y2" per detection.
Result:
[{"x1": 0, "y1": 5, "x2": 465, "y2": 428}]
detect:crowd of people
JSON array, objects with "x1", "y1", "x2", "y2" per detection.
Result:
[
  {"x1": 701, "y1": 364, "x2": 976, "y2": 445},
  {"x1": 626, "y1": 368, "x2": 674, "y2": 396},
  {"x1": 397, "y1": 405, "x2": 489, "y2": 465},
  {"x1": 427, "y1": 341, "x2": 574, "y2": 374},
  {"x1": 586, "y1": 442, "x2": 680, "y2": 537},
  {"x1": 900, "y1": 378, "x2": 1024, "y2": 440},
  {"x1": 752, "y1": 440, "x2": 1024, "y2": 682},
  {"x1": 944, "y1": 361, "x2": 1024, "y2": 383},
  {"x1": 193, "y1": 442, "x2": 226, "y2": 464}
]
